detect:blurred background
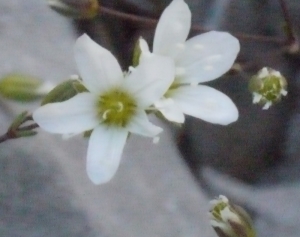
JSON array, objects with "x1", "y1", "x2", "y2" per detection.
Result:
[{"x1": 1, "y1": 0, "x2": 300, "y2": 236}]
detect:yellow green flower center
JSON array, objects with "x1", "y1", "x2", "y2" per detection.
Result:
[
  {"x1": 97, "y1": 89, "x2": 137, "y2": 127},
  {"x1": 258, "y1": 76, "x2": 285, "y2": 102}
]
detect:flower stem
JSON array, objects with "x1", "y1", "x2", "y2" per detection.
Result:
[{"x1": 0, "y1": 112, "x2": 39, "y2": 144}]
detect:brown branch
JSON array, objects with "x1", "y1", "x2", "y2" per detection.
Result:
[
  {"x1": 0, "y1": 133, "x2": 9, "y2": 143},
  {"x1": 0, "y1": 112, "x2": 39, "y2": 144},
  {"x1": 18, "y1": 123, "x2": 39, "y2": 131},
  {"x1": 100, "y1": 6, "x2": 157, "y2": 27},
  {"x1": 100, "y1": 6, "x2": 285, "y2": 45},
  {"x1": 279, "y1": 0, "x2": 296, "y2": 44},
  {"x1": 278, "y1": 0, "x2": 299, "y2": 53}
]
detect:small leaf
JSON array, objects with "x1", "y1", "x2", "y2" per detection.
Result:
[
  {"x1": 16, "y1": 130, "x2": 38, "y2": 138},
  {"x1": 9, "y1": 111, "x2": 29, "y2": 130},
  {"x1": 47, "y1": 0, "x2": 99, "y2": 19},
  {"x1": 132, "y1": 38, "x2": 142, "y2": 67}
]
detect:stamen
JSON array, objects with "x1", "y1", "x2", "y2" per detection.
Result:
[
  {"x1": 97, "y1": 89, "x2": 137, "y2": 127},
  {"x1": 102, "y1": 109, "x2": 111, "y2": 120},
  {"x1": 117, "y1": 102, "x2": 124, "y2": 112}
]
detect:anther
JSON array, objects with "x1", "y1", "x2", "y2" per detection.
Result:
[
  {"x1": 102, "y1": 109, "x2": 111, "y2": 120},
  {"x1": 117, "y1": 102, "x2": 124, "y2": 112}
]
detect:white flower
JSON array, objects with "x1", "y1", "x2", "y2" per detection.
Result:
[
  {"x1": 33, "y1": 34, "x2": 174, "y2": 184},
  {"x1": 147, "y1": 0, "x2": 240, "y2": 125},
  {"x1": 250, "y1": 67, "x2": 287, "y2": 110}
]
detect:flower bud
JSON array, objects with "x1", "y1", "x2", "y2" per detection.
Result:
[
  {"x1": 0, "y1": 74, "x2": 54, "y2": 102},
  {"x1": 209, "y1": 195, "x2": 256, "y2": 237},
  {"x1": 47, "y1": 0, "x2": 99, "y2": 19},
  {"x1": 132, "y1": 38, "x2": 142, "y2": 67},
  {"x1": 41, "y1": 77, "x2": 87, "y2": 105},
  {"x1": 249, "y1": 67, "x2": 287, "y2": 110}
]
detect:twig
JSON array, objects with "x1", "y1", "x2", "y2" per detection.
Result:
[
  {"x1": 278, "y1": 0, "x2": 299, "y2": 53},
  {"x1": 0, "y1": 133, "x2": 9, "y2": 143},
  {"x1": 18, "y1": 123, "x2": 39, "y2": 131},
  {"x1": 100, "y1": 6, "x2": 285, "y2": 44},
  {"x1": 279, "y1": 0, "x2": 296, "y2": 43},
  {"x1": 0, "y1": 112, "x2": 39, "y2": 144}
]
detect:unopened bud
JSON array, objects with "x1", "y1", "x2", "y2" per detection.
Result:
[
  {"x1": 249, "y1": 67, "x2": 287, "y2": 110},
  {"x1": 209, "y1": 195, "x2": 256, "y2": 237},
  {"x1": 41, "y1": 78, "x2": 87, "y2": 105},
  {"x1": 47, "y1": 0, "x2": 99, "y2": 19},
  {"x1": 132, "y1": 38, "x2": 143, "y2": 67},
  {"x1": 0, "y1": 74, "x2": 54, "y2": 102}
]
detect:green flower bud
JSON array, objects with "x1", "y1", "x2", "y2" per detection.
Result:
[
  {"x1": 47, "y1": 0, "x2": 99, "y2": 19},
  {"x1": 0, "y1": 74, "x2": 54, "y2": 102},
  {"x1": 209, "y1": 195, "x2": 256, "y2": 237},
  {"x1": 41, "y1": 76, "x2": 88, "y2": 105},
  {"x1": 132, "y1": 38, "x2": 142, "y2": 68},
  {"x1": 249, "y1": 67, "x2": 287, "y2": 109}
]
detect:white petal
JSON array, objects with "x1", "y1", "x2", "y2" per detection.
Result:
[
  {"x1": 33, "y1": 93, "x2": 99, "y2": 134},
  {"x1": 171, "y1": 85, "x2": 238, "y2": 125},
  {"x1": 153, "y1": 0, "x2": 191, "y2": 58},
  {"x1": 176, "y1": 31, "x2": 240, "y2": 84},
  {"x1": 154, "y1": 98, "x2": 185, "y2": 123},
  {"x1": 127, "y1": 111, "x2": 163, "y2": 137},
  {"x1": 139, "y1": 38, "x2": 151, "y2": 60},
  {"x1": 75, "y1": 34, "x2": 123, "y2": 93},
  {"x1": 87, "y1": 126, "x2": 128, "y2": 184},
  {"x1": 62, "y1": 133, "x2": 80, "y2": 140},
  {"x1": 123, "y1": 55, "x2": 174, "y2": 108}
]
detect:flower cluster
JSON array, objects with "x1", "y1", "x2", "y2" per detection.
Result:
[
  {"x1": 33, "y1": 0, "x2": 240, "y2": 184},
  {"x1": 209, "y1": 195, "x2": 256, "y2": 237},
  {"x1": 249, "y1": 67, "x2": 287, "y2": 109}
]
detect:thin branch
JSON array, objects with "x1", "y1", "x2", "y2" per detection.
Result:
[
  {"x1": 18, "y1": 123, "x2": 39, "y2": 131},
  {"x1": 100, "y1": 6, "x2": 157, "y2": 27},
  {"x1": 100, "y1": 6, "x2": 285, "y2": 44},
  {"x1": 0, "y1": 133, "x2": 9, "y2": 143},
  {"x1": 278, "y1": 0, "x2": 299, "y2": 53},
  {"x1": 279, "y1": 0, "x2": 296, "y2": 44},
  {"x1": 0, "y1": 112, "x2": 39, "y2": 144}
]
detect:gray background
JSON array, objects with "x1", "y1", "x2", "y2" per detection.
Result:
[{"x1": 1, "y1": 0, "x2": 300, "y2": 237}]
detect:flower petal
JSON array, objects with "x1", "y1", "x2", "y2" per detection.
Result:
[
  {"x1": 123, "y1": 55, "x2": 174, "y2": 108},
  {"x1": 176, "y1": 31, "x2": 240, "y2": 84},
  {"x1": 127, "y1": 111, "x2": 163, "y2": 137},
  {"x1": 153, "y1": 0, "x2": 191, "y2": 58},
  {"x1": 139, "y1": 38, "x2": 151, "y2": 60},
  {"x1": 33, "y1": 93, "x2": 99, "y2": 134},
  {"x1": 154, "y1": 98, "x2": 185, "y2": 123},
  {"x1": 74, "y1": 34, "x2": 123, "y2": 93},
  {"x1": 171, "y1": 85, "x2": 238, "y2": 125},
  {"x1": 86, "y1": 126, "x2": 128, "y2": 184}
]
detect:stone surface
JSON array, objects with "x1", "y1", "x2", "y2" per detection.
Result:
[
  {"x1": 0, "y1": 0, "x2": 216, "y2": 236},
  {"x1": 85, "y1": 1, "x2": 300, "y2": 236},
  {"x1": 2, "y1": 0, "x2": 300, "y2": 237}
]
